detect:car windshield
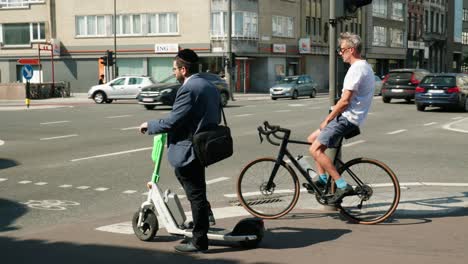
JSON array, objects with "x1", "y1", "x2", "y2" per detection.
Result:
[
  {"x1": 388, "y1": 72, "x2": 412, "y2": 80},
  {"x1": 421, "y1": 76, "x2": 456, "y2": 86},
  {"x1": 278, "y1": 76, "x2": 299, "y2": 84},
  {"x1": 159, "y1": 74, "x2": 178, "y2": 84}
]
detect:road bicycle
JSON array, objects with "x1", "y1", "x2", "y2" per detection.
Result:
[{"x1": 236, "y1": 121, "x2": 400, "y2": 224}]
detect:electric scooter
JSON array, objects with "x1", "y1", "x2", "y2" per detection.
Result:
[{"x1": 132, "y1": 133, "x2": 264, "y2": 248}]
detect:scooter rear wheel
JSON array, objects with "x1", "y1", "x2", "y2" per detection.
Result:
[{"x1": 132, "y1": 209, "x2": 158, "y2": 241}]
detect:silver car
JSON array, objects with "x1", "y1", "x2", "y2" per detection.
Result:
[
  {"x1": 270, "y1": 75, "x2": 318, "y2": 100},
  {"x1": 88, "y1": 75, "x2": 155, "y2": 104}
]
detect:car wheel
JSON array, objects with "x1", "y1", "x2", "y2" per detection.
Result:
[
  {"x1": 105, "y1": 99, "x2": 113, "y2": 104},
  {"x1": 271, "y1": 97, "x2": 277, "y2": 100},
  {"x1": 382, "y1": 97, "x2": 391, "y2": 103},
  {"x1": 291, "y1": 90, "x2": 298, "y2": 100},
  {"x1": 464, "y1": 98, "x2": 468, "y2": 112},
  {"x1": 220, "y1": 92, "x2": 229, "y2": 107},
  {"x1": 405, "y1": 98, "x2": 412, "y2": 103},
  {"x1": 144, "y1": 105, "x2": 156, "y2": 110},
  {"x1": 416, "y1": 104, "x2": 425, "y2": 111},
  {"x1": 310, "y1": 89, "x2": 317, "y2": 98},
  {"x1": 93, "y1": 92, "x2": 106, "y2": 104}
]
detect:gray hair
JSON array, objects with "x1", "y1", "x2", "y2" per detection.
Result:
[{"x1": 339, "y1": 32, "x2": 362, "y2": 54}]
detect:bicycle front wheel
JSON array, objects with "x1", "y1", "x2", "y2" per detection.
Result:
[
  {"x1": 337, "y1": 158, "x2": 400, "y2": 224},
  {"x1": 237, "y1": 157, "x2": 300, "y2": 219}
]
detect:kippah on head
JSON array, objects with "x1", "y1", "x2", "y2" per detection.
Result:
[{"x1": 177, "y1": 49, "x2": 199, "y2": 63}]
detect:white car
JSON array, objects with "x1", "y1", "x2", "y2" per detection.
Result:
[{"x1": 88, "y1": 76, "x2": 155, "y2": 104}]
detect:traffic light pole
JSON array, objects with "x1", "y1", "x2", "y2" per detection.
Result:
[
  {"x1": 225, "y1": 0, "x2": 235, "y2": 101},
  {"x1": 113, "y1": 0, "x2": 117, "y2": 79}
]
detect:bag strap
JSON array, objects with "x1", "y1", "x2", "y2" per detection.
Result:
[{"x1": 220, "y1": 103, "x2": 228, "y2": 127}]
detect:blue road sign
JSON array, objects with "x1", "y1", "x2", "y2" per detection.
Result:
[{"x1": 22, "y1": 64, "x2": 34, "y2": 80}]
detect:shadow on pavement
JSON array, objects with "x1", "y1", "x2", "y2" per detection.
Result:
[
  {"x1": 0, "y1": 198, "x2": 28, "y2": 232},
  {"x1": 262, "y1": 227, "x2": 351, "y2": 250},
  {"x1": 0, "y1": 236, "x2": 241, "y2": 264},
  {"x1": 0, "y1": 158, "x2": 20, "y2": 170}
]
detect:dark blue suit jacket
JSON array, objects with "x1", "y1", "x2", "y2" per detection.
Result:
[{"x1": 147, "y1": 74, "x2": 221, "y2": 168}]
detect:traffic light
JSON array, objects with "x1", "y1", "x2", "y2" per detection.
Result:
[
  {"x1": 100, "y1": 55, "x2": 108, "y2": 66},
  {"x1": 107, "y1": 50, "x2": 114, "y2": 66},
  {"x1": 337, "y1": 0, "x2": 373, "y2": 19}
]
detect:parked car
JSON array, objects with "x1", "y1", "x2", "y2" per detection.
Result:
[
  {"x1": 137, "y1": 72, "x2": 230, "y2": 110},
  {"x1": 381, "y1": 69, "x2": 431, "y2": 103},
  {"x1": 415, "y1": 73, "x2": 468, "y2": 112},
  {"x1": 270, "y1": 75, "x2": 318, "y2": 100},
  {"x1": 88, "y1": 75, "x2": 155, "y2": 104},
  {"x1": 374, "y1": 75, "x2": 383, "y2": 96}
]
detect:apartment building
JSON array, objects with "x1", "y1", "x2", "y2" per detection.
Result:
[
  {"x1": 445, "y1": 0, "x2": 463, "y2": 73},
  {"x1": 406, "y1": 0, "x2": 425, "y2": 69},
  {"x1": 463, "y1": 1, "x2": 468, "y2": 72}
]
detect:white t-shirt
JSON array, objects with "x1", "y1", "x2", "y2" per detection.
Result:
[{"x1": 341, "y1": 60, "x2": 375, "y2": 126}]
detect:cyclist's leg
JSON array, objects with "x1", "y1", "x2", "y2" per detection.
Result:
[{"x1": 307, "y1": 129, "x2": 326, "y2": 175}]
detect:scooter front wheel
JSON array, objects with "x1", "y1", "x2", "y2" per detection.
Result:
[{"x1": 132, "y1": 209, "x2": 159, "y2": 241}]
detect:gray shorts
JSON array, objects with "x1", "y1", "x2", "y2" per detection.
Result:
[{"x1": 317, "y1": 115, "x2": 358, "y2": 148}]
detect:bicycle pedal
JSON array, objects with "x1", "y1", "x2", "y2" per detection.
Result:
[{"x1": 302, "y1": 183, "x2": 315, "y2": 193}]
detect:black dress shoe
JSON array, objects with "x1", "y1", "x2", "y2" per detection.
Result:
[{"x1": 174, "y1": 241, "x2": 208, "y2": 253}]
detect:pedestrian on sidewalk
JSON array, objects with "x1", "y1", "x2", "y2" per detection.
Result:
[{"x1": 98, "y1": 74, "x2": 105, "y2": 85}]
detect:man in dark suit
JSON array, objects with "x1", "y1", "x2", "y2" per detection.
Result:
[{"x1": 139, "y1": 49, "x2": 220, "y2": 253}]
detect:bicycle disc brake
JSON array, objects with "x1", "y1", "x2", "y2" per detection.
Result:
[{"x1": 260, "y1": 182, "x2": 275, "y2": 196}]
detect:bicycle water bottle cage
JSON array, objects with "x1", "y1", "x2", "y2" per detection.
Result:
[{"x1": 151, "y1": 133, "x2": 167, "y2": 183}]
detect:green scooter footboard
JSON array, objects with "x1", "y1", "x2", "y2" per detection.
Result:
[{"x1": 151, "y1": 133, "x2": 167, "y2": 183}]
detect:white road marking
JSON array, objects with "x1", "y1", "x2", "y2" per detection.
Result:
[
  {"x1": 343, "y1": 140, "x2": 366, "y2": 148},
  {"x1": 18, "y1": 181, "x2": 32, "y2": 184},
  {"x1": 76, "y1": 186, "x2": 90, "y2": 190},
  {"x1": 71, "y1": 147, "x2": 152, "y2": 162},
  {"x1": 123, "y1": 190, "x2": 137, "y2": 194},
  {"x1": 386, "y1": 129, "x2": 407, "y2": 135},
  {"x1": 309, "y1": 107, "x2": 320, "y2": 110},
  {"x1": 106, "y1": 115, "x2": 132, "y2": 119},
  {"x1": 142, "y1": 191, "x2": 149, "y2": 196},
  {"x1": 234, "y1": 114, "x2": 253, "y2": 117},
  {"x1": 59, "y1": 185, "x2": 73, "y2": 188},
  {"x1": 288, "y1": 104, "x2": 305, "y2": 107},
  {"x1": 34, "y1": 182, "x2": 48, "y2": 186},
  {"x1": 443, "y1": 117, "x2": 468, "y2": 133},
  {"x1": 40, "y1": 134, "x2": 78, "y2": 141},
  {"x1": 424, "y1": 122, "x2": 438, "y2": 126},
  {"x1": 451, "y1": 116, "x2": 463, "y2": 120},
  {"x1": 96, "y1": 206, "x2": 250, "y2": 234},
  {"x1": 120, "y1": 126, "x2": 139, "y2": 131},
  {"x1": 0, "y1": 178, "x2": 7, "y2": 182},
  {"x1": 0, "y1": 140, "x2": 4, "y2": 146},
  {"x1": 95, "y1": 187, "x2": 109, "y2": 192},
  {"x1": 206, "y1": 177, "x2": 229, "y2": 185},
  {"x1": 275, "y1": 110, "x2": 291, "y2": 113},
  {"x1": 40, "y1": 120, "x2": 70, "y2": 125}
]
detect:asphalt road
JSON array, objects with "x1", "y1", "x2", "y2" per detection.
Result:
[{"x1": 1, "y1": 96, "x2": 468, "y2": 263}]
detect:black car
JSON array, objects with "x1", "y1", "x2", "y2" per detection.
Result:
[
  {"x1": 415, "y1": 73, "x2": 468, "y2": 112},
  {"x1": 137, "y1": 73, "x2": 230, "y2": 110},
  {"x1": 381, "y1": 68, "x2": 431, "y2": 103}
]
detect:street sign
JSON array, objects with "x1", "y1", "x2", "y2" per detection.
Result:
[
  {"x1": 22, "y1": 64, "x2": 34, "y2": 81},
  {"x1": 17, "y1": 58, "x2": 40, "y2": 65}
]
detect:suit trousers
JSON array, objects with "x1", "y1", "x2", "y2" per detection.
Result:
[{"x1": 174, "y1": 158, "x2": 209, "y2": 248}]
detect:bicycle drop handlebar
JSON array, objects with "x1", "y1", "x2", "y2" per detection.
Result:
[{"x1": 257, "y1": 121, "x2": 290, "y2": 146}]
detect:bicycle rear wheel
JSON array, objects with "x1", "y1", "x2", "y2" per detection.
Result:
[
  {"x1": 237, "y1": 157, "x2": 300, "y2": 219},
  {"x1": 337, "y1": 158, "x2": 400, "y2": 224}
]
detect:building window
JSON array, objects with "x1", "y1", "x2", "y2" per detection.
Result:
[
  {"x1": 76, "y1": 15, "x2": 110, "y2": 37},
  {"x1": 462, "y1": 32, "x2": 468, "y2": 45},
  {"x1": 372, "y1": 0, "x2": 387, "y2": 18},
  {"x1": 306, "y1": 16, "x2": 311, "y2": 35},
  {"x1": 272, "y1": 15, "x2": 294, "y2": 38},
  {"x1": 425, "y1": 10, "x2": 428, "y2": 32},
  {"x1": 31, "y1": 22, "x2": 45, "y2": 42},
  {"x1": 464, "y1": 9, "x2": 468, "y2": 21},
  {"x1": 373, "y1": 26, "x2": 387, "y2": 46},
  {"x1": 435, "y1": 13, "x2": 439, "y2": 33},
  {"x1": 430, "y1": 11, "x2": 434, "y2": 32},
  {"x1": 148, "y1": 13, "x2": 178, "y2": 35},
  {"x1": 116, "y1": 14, "x2": 142, "y2": 35},
  {"x1": 1, "y1": 22, "x2": 45, "y2": 46},
  {"x1": 211, "y1": 11, "x2": 257, "y2": 38},
  {"x1": 440, "y1": 14, "x2": 444, "y2": 34},
  {"x1": 0, "y1": 0, "x2": 45, "y2": 9},
  {"x1": 390, "y1": 28, "x2": 403, "y2": 47},
  {"x1": 391, "y1": 2, "x2": 404, "y2": 21}
]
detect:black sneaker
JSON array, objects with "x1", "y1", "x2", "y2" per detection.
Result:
[
  {"x1": 303, "y1": 180, "x2": 326, "y2": 194},
  {"x1": 327, "y1": 184, "x2": 354, "y2": 204},
  {"x1": 174, "y1": 241, "x2": 208, "y2": 254}
]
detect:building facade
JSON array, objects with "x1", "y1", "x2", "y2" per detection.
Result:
[{"x1": 463, "y1": 0, "x2": 468, "y2": 72}]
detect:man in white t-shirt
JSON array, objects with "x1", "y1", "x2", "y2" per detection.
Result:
[{"x1": 306, "y1": 32, "x2": 375, "y2": 204}]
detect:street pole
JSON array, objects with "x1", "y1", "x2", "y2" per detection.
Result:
[
  {"x1": 113, "y1": 0, "x2": 117, "y2": 78},
  {"x1": 225, "y1": 0, "x2": 235, "y2": 100}
]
